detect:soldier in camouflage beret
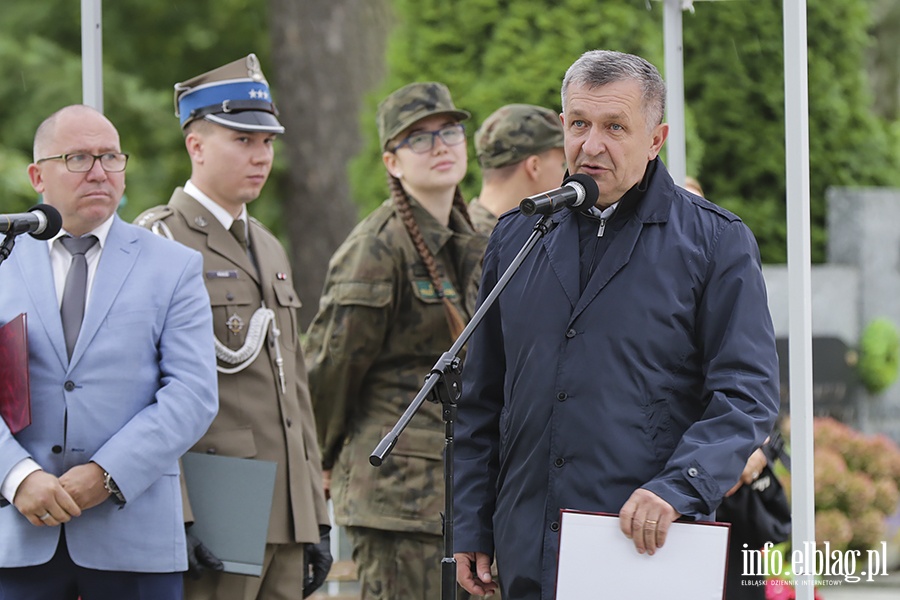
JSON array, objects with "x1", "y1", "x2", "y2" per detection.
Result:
[
  {"x1": 376, "y1": 81, "x2": 470, "y2": 150},
  {"x1": 468, "y1": 103, "x2": 567, "y2": 235},
  {"x1": 304, "y1": 82, "x2": 488, "y2": 599}
]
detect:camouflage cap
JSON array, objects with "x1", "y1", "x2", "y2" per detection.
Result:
[
  {"x1": 174, "y1": 53, "x2": 284, "y2": 133},
  {"x1": 377, "y1": 82, "x2": 470, "y2": 150},
  {"x1": 475, "y1": 104, "x2": 564, "y2": 169}
]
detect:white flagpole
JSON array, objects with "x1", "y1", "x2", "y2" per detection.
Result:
[
  {"x1": 662, "y1": 0, "x2": 687, "y2": 186},
  {"x1": 783, "y1": 0, "x2": 815, "y2": 597},
  {"x1": 81, "y1": 0, "x2": 103, "y2": 112}
]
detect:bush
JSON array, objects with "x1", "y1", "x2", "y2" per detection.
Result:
[
  {"x1": 857, "y1": 318, "x2": 900, "y2": 394},
  {"x1": 805, "y1": 417, "x2": 900, "y2": 552}
]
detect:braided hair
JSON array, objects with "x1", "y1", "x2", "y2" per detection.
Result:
[{"x1": 388, "y1": 172, "x2": 469, "y2": 339}]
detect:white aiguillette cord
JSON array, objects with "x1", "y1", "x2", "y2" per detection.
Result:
[
  {"x1": 215, "y1": 303, "x2": 287, "y2": 394},
  {"x1": 146, "y1": 218, "x2": 286, "y2": 392}
]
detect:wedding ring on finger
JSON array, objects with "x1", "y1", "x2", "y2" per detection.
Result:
[
  {"x1": 645, "y1": 520, "x2": 658, "y2": 527},
  {"x1": 38, "y1": 512, "x2": 51, "y2": 521}
]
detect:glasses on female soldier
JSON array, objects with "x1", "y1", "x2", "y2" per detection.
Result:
[{"x1": 391, "y1": 124, "x2": 466, "y2": 154}]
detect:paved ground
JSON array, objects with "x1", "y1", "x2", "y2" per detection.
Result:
[
  {"x1": 814, "y1": 570, "x2": 900, "y2": 599},
  {"x1": 818, "y1": 585, "x2": 899, "y2": 599}
]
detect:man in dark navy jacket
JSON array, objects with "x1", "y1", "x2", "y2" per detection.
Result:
[{"x1": 453, "y1": 50, "x2": 780, "y2": 599}]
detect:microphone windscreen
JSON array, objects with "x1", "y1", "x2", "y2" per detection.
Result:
[
  {"x1": 28, "y1": 204, "x2": 63, "y2": 240},
  {"x1": 563, "y1": 174, "x2": 600, "y2": 212}
]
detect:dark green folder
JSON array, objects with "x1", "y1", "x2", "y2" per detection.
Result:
[{"x1": 181, "y1": 452, "x2": 277, "y2": 576}]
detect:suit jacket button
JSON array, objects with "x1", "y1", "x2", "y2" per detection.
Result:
[
  {"x1": 52, "y1": 445, "x2": 63, "y2": 454},
  {"x1": 550, "y1": 521, "x2": 560, "y2": 532},
  {"x1": 285, "y1": 418, "x2": 293, "y2": 428},
  {"x1": 64, "y1": 381, "x2": 76, "y2": 391}
]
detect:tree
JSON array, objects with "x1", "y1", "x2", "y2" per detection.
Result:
[
  {"x1": 3, "y1": 0, "x2": 898, "y2": 273},
  {"x1": 1, "y1": 0, "x2": 382, "y2": 326},
  {"x1": 867, "y1": 0, "x2": 900, "y2": 121},
  {"x1": 267, "y1": 0, "x2": 391, "y2": 326},
  {"x1": 682, "y1": 0, "x2": 900, "y2": 263},
  {"x1": 349, "y1": 0, "x2": 671, "y2": 213},
  {"x1": 348, "y1": 0, "x2": 900, "y2": 266},
  {"x1": 0, "y1": 0, "x2": 269, "y2": 219}
]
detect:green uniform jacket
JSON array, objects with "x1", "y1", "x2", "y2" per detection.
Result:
[
  {"x1": 136, "y1": 189, "x2": 329, "y2": 544},
  {"x1": 305, "y1": 197, "x2": 487, "y2": 535}
]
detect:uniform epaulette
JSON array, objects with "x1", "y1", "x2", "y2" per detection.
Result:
[
  {"x1": 368, "y1": 199, "x2": 398, "y2": 234},
  {"x1": 248, "y1": 215, "x2": 272, "y2": 233},
  {"x1": 134, "y1": 206, "x2": 176, "y2": 240},
  {"x1": 134, "y1": 206, "x2": 175, "y2": 228}
]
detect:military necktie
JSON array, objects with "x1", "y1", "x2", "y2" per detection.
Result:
[
  {"x1": 60, "y1": 234, "x2": 98, "y2": 359},
  {"x1": 230, "y1": 219, "x2": 260, "y2": 279},
  {"x1": 230, "y1": 220, "x2": 249, "y2": 254}
]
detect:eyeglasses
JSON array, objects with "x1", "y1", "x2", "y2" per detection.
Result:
[
  {"x1": 391, "y1": 124, "x2": 466, "y2": 154},
  {"x1": 36, "y1": 152, "x2": 129, "y2": 173}
]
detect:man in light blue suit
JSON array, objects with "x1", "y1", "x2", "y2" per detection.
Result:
[{"x1": 0, "y1": 104, "x2": 218, "y2": 599}]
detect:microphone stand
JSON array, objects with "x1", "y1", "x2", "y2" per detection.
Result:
[
  {"x1": 0, "y1": 234, "x2": 18, "y2": 267},
  {"x1": 371, "y1": 213, "x2": 560, "y2": 600}
]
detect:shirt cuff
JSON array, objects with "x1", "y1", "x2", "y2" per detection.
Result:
[{"x1": 0, "y1": 458, "x2": 42, "y2": 503}]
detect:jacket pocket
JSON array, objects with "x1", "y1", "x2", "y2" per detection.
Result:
[
  {"x1": 192, "y1": 426, "x2": 257, "y2": 458},
  {"x1": 206, "y1": 280, "x2": 256, "y2": 307},
  {"x1": 498, "y1": 405, "x2": 511, "y2": 464},
  {"x1": 643, "y1": 399, "x2": 676, "y2": 465},
  {"x1": 206, "y1": 280, "x2": 257, "y2": 350},
  {"x1": 367, "y1": 425, "x2": 443, "y2": 520},
  {"x1": 272, "y1": 280, "x2": 302, "y2": 350}
]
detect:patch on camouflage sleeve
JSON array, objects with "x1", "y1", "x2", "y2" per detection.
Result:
[{"x1": 413, "y1": 279, "x2": 459, "y2": 300}]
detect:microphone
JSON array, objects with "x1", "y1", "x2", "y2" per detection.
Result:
[
  {"x1": 0, "y1": 204, "x2": 63, "y2": 240},
  {"x1": 519, "y1": 173, "x2": 599, "y2": 216}
]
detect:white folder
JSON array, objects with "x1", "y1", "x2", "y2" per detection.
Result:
[{"x1": 556, "y1": 510, "x2": 730, "y2": 599}]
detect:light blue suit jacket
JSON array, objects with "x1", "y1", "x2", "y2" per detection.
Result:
[{"x1": 0, "y1": 215, "x2": 218, "y2": 572}]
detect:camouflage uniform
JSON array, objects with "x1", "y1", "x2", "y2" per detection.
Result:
[
  {"x1": 348, "y1": 529, "x2": 467, "y2": 599},
  {"x1": 466, "y1": 198, "x2": 498, "y2": 236},
  {"x1": 304, "y1": 82, "x2": 487, "y2": 600}
]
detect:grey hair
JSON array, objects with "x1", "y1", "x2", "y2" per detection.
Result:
[{"x1": 561, "y1": 50, "x2": 666, "y2": 131}]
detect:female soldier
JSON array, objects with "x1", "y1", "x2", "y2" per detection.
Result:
[{"x1": 305, "y1": 82, "x2": 487, "y2": 599}]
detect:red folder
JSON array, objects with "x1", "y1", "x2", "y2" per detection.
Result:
[{"x1": 0, "y1": 313, "x2": 32, "y2": 434}]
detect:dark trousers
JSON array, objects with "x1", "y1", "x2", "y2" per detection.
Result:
[
  {"x1": 0, "y1": 528, "x2": 182, "y2": 600},
  {"x1": 725, "y1": 536, "x2": 766, "y2": 600}
]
